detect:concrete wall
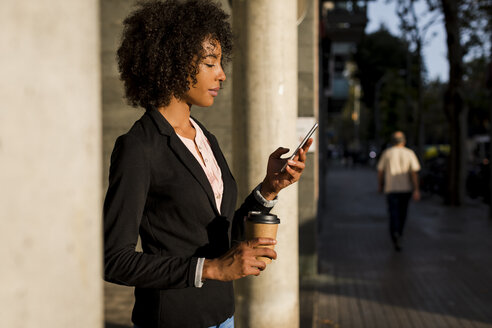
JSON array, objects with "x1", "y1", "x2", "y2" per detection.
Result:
[
  {"x1": 0, "y1": 1, "x2": 103, "y2": 327},
  {"x1": 297, "y1": 0, "x2": 319, "y2": 276}
]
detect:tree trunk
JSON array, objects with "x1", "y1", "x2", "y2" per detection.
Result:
[
  {"x1": 488, "y1": 60, "x2": 492, "y2": 218},
  {"x1": 441, "y1": 0, "x2": 465, "y2": 206},
  {"x1": 415, "y1": 40, "x2": 424, "y2": 160}
]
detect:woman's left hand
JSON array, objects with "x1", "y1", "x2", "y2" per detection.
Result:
[{"x1": 260, "y1": 138, "x2": 313, "y2": 200}]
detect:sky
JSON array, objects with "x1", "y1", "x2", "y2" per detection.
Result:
[{"x1": 365, "y1": 0, "x2": 449, "y2": 82}]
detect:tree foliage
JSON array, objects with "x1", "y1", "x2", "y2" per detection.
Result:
[
  {"x1": 354, "y1": 28, "x2": 420, "y2": 145},
  {"x1": 425, "y1": 0, "x2": 491, "y2": 52},
  {"x1": 354, "y1": 28, "x2": 408, "y2": 108},
  {"x1": 464, "y1": 57, "x2": 491, "y2": 136}
]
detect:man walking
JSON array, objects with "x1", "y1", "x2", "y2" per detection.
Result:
[{"x1": 377, "y1": 131, "x2": 421, "y2": 251}]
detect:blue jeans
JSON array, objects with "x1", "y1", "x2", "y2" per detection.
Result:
[
  {"x1": 134, "y1": 316, "x2": 234, "y2": 328},
  {"x1": 209, "y1": 316, "x2": 234, "y2": 328}
]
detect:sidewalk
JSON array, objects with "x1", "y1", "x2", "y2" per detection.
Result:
[{"x1": 306, "y1": 164, "x2": 492, "y2": 328}]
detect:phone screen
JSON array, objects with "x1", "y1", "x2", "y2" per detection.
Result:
[{"x1": 280, "y1": 122, "x2": 318, "y2": 172}]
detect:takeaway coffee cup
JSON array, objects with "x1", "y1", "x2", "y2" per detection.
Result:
[{"x1": 245, "y1": 211, "x2": 281, "y2": 264}]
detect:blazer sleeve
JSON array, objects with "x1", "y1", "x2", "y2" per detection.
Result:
[
  {"x1": 231, "y1": 190, "x2": 274, "y2": 244},
  {"x1": 103, "y1": 134, "x2": 198, "y2": 289}
]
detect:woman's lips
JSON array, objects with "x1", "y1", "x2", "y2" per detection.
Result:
[{"x1": 208, "y1": 88, "x2": 220, "y2": 97}]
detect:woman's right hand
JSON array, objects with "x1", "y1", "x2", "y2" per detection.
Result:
[
  {"x1": 260, "y1": 139, "x2": 313, "y2": 200},
  {"x1": 202, "y1": 238, "x2": 277, "y2": 281}
]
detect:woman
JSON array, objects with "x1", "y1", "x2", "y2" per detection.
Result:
[{"x1": 103, "y1": 1, "x2": 312, "y2": 327}]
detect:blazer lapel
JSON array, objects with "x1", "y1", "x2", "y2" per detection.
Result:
[
  {"x1": 196, "y1": 119, "x2": 237, "y2": 216},
  {"x1": 147, "y1": 110, "x2": 219, "y2": 215}
]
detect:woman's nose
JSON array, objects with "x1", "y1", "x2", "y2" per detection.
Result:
[{"x1": 218, "y1": 65, "x2": 226, "y2": 82}]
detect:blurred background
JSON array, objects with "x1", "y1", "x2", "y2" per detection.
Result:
[{"x1": 1, "y1": 0, "x2": 491, "y2": 327}]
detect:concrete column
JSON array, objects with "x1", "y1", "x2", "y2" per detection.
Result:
[
  {"x1": 0, "y1": 1, "x2": 102, "y2": 327},
  {"x1": 232, "y1": 1, "x2": 299, "y2": 327},
  {"x1": 297, "y1": 0, "x2": 319, "y2": 278}
]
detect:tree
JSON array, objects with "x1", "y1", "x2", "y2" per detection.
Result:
[
  {"x1": 395, "y1": 0, "x2": 440, "y2": 158},
  {"x1": 424, "y1": 0, "x2": 492, "y2": 205},
  {"x1": 440, "y1": 0, "x2": 466, "y2": 205},
  {"x1": 422, "y1": 80, "x2": 448, "y2": 145},
  {"x1": 464, "y1": 57, "x2": 490, "y2": 136},
  {"x1": 354, "y1": 28, "x2": 417, "y2": 150}
]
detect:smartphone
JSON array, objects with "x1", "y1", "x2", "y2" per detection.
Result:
[{"x1": 280, "y1": 122, "x2": 318, "y2": 172}]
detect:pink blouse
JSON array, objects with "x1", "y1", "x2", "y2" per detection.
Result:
[{"x1": 177, "y1": 118, "x2": 223, "y2": 213}]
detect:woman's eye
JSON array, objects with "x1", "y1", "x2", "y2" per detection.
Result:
[{"x1": 205, "y1": 64, "x2": 215, "y2": 68}]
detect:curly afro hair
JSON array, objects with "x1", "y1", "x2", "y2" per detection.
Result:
[{"x1": 117, "y1": 0, "x2": 233, "y2": 110}]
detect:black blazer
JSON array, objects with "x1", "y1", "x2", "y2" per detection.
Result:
[{"x1": 103, "y1": 109, "x2": 270, "y2": 328}]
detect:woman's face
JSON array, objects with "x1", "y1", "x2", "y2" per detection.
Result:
[{"x1": 182, "y1": 39, "x2": 226, "y2": 107}]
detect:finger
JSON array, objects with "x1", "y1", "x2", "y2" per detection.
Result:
[
  {"x1": 292, "y1": 149, "x2": 300, "y2": 162},
  {"x1": 253, "y1": 259, "x2": 267, "y2": 271},
  {"x1": 293, "y1": 148, "x2": 304, "y2": 162},
  {"x1": 293, "y1": 139, "x2": 312, "y2": 162},
  {"x1": 284, "y1": 165, "x2": 301, "y2": 182},
  {"x1": 286, "y1": 159, "x2": 305, "y2": 171},
  {"x1": 302, "y1": 138, "x2": 313, "y2": 152},
  {"x1": 282, "y1": 163, "x2": 303, "y2": 182},
  {"x1": 254, "y1": 248, "x2": 277, "y2": 260},
  {"x1": 299, "y1": 146, "x2": 307, "y2": 162},
  {"x1": 247, "y1": 266, "x2": 261, "y2": 276},
  {"x1": 269, "y1": 147, "x2": 289, "y2": 159},
  {"x1": 242, "y1": 259, "x2": 265, "y2": 275},
  {"x1": 249, "y1": 238, "x2": 277, "y2": 247}
]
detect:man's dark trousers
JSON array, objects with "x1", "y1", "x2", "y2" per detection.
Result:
[{"x1": 386, "y1": 192, "x2": 412, "y2": 242}]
